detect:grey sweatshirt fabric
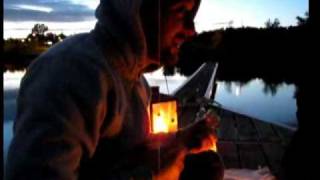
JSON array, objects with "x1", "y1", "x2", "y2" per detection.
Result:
[{"x1": 6, "y1": 0, "x2": 159, "y2": 179}]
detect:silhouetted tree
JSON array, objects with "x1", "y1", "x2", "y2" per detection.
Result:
[
  {"x1": 296, "y1": 12, "x2": 309, "y2": 26},
  {"x1": 57, "y1": 33, "x2": 67, "y2": 40},
  {"x1": 175, "y1": 23, "x2": 308, "y2": 87},
  {"x1": 4, "y1": 24, "x2": 68, "y2": 71},
  {"x1": 265, "y1": 18, "x2": 281, "y2": 28},
  {"x1": 31, "y1": 24, "x2": 48, "y2": 36}
]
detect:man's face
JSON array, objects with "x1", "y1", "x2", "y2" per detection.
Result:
[{"x1": 160, "y1": 0, "x2": 199, "y2": 66}]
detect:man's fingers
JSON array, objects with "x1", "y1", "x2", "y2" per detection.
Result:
[
  {"x1": 205, "y1": 113, "x2": 220, "y2": 127},
  {"x1": 203, "y1": 137, "x2": 213, "y2": 149},
  {"x1": 189, "y1": 133, "x2": 217, "y2": 154},
  {"x1": 181, "y1": 115, "x2": 219, "y2": 153}
]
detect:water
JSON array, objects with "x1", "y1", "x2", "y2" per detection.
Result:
[
  {"x1": 3, "y1": 71, "x2": 24, "y2": 164},
  {"x1": 215, "y1": 79, "x2": 297, "y2": 130},
  {"x1": 4, "y1": 121, "x2": 14, "y2": 165},
  {"x1": 144, "y1": 68, "x2": 187, "y2": 94},
  {"x1": 3, "y1": 70, "x2": 298, "y2": 164}
]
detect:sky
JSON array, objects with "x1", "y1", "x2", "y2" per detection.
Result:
[{"x1": 3, "y1": 0, "x2": 308, "y2": 39}]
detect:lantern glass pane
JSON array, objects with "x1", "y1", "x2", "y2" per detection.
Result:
[{"x1": 151, "y1": 101, "x2": 178, "y2": 133}]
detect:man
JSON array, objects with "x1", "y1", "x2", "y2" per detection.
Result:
[{"x1": 6, "y1": 0, "x2": 222, "y2": 179}]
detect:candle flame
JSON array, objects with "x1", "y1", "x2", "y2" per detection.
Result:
[
  {"x1": 151, "y1": 101, "x2": 178, "y2": 134},
  {"x1": 153, "y1": 112, "x2": 169, "y2": 133}
]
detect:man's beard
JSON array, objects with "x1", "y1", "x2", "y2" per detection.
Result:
[{"x1": 160, "y1": 48, "x2": 179, "y2": 67}]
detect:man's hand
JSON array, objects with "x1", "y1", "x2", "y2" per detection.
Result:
[
  {"x1": 153, "y1": 148, "x2": 188, "y2": 180},
  {"x1": 145, "y1": 111, "x2": 220, "y2": 179},
  {"x1": 153, "y1": 112, "x2": 220, "y2": 179},
  {"x1": 178, "y1": 112, "x2": 219, "y2": 154}
]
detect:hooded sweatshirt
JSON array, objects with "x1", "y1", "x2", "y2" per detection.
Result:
[{"x1": 6, "y1": 0, "x2": 161, "y2": 179}]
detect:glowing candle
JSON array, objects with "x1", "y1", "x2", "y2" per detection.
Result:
[
  {"x1": 151, "y1": 100, "x2": 178, "y2": 134},
  {"x1": 153, "y1": 111, "x2": 169, "y2": 133}
]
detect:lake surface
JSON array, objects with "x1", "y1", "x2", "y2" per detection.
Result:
[
  {"x1": 215, "y1": 80, "x2": 297, "y2": 130},
  {"x1": 3, "y1": 70, "x2": 297, "y2": 163}
]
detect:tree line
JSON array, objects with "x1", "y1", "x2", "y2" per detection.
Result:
[
  {"x1": 3, "y1": 24, "x2": 67, "y2": 71},
  {"x1": 171, "y1": 13, "x2": 310, "y2": 86}
]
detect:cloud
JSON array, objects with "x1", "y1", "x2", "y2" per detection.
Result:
[
  {"x1": 4, "y1": 0, "x2": 98, "y2": 22},
  {"x1": 8, "y1": 4, "x2": 54, "y2": 13}
]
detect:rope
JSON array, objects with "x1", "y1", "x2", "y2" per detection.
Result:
[{"x1": 164, "y1": 74, "x2": 170, "y2": 94}]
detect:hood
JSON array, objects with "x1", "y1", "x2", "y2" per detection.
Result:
[{"x1": 93, "y1": 0, "x2": 159, "y2": 81}]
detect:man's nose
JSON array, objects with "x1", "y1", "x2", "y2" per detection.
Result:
[{"x1": 184, "y1": 17, "x2": 196, "y2": 38}]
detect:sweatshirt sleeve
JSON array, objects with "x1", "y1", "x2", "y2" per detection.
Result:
[{"x1": 5, "y1": 54, "x2": 108, "y2": 180}]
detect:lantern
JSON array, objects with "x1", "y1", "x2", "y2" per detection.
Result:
[
  {"x1": 149, "y1": 87, "x2": 217, "y2": 152},
  {"x1": 150, "y1": 99, "x2": 178, "y2": 134},
  {"x1": 150, "y1": 87, "x2": 178, "y2": 134}
]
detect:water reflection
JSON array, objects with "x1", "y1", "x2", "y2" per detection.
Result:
[
  {"x1": 223, "y1": 80, "x2": 292, "y2": 97},
  {"x1": 234, "y1": 86, "x2": 241, "y2": 97},
  {"x1": 4, "y1": 121, "x2": 14, "y2": 165},
  {"x1": 3, "y1": 71, "x2": 23, "y2": 164},
  {"x1": 224, "y1": 81, "x2": 246, "y2": 96},
  {"x1": 215, "y1": 79, "x2": 297, "y2": 130},
  {"x1": 144, "y1": 68, "x2": 187, "y2": 94},
  {"x1": 263, "y1": 83, "x2": 281, "y2": 96}
]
